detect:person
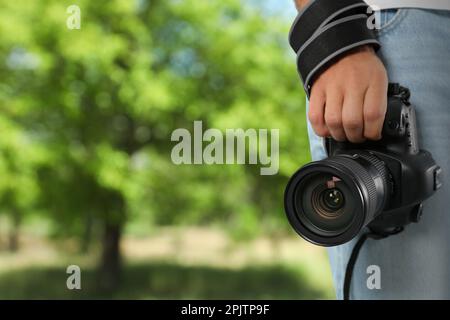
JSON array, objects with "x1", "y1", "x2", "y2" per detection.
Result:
[{"x1": 292, "y1": 0, "x2": 450, "y2": 299}]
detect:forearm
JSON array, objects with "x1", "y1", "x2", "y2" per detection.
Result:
[
  {"x1": 294, "y1": 0, "x2": 310, "y2": 10},
  {"x1": 291, "y1": 0, "x2": 388, "y2": 143}
]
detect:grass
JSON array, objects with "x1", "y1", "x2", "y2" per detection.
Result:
[
  {"x1": 0, "y1": 262, "x2": 330, "y2": 299},
  {"x1": 0, "y1": 227, "x2": 335, "y2": 299}
]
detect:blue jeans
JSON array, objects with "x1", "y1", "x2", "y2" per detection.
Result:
[{"x1": 306, "y1": 9, "x2": 450, "y2": 299}]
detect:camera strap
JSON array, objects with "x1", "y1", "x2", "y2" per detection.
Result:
[
  {"x1": 343, "y1": 227, "x2": 403, "y2": 300},
  {"x1": 289, "y1": 0, "x2": 380, "y2": 97}
]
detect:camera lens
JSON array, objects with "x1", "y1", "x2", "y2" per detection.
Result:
[
  {"x1": 296, "y1": 173, "x2": 357, "y2": 237},
  {"x1": 284, "y1": 152, "x2": 389, "y2": 246},
  {"x1": 320, "y1": 188, "x2": 345, "y2": 211}
]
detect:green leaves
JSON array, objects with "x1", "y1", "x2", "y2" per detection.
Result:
[{"x1": 0, "y1": 0, "x2": 309, "y2": 241}]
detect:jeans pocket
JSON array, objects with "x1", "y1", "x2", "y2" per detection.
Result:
[{"x1": 375, "y1": 9, "x2": 407, "y2": 34}]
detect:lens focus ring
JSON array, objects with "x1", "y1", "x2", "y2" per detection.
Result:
[
  {"x1": 328, "y1": 152, "x2": 388, "y2": 223},
  {"x1": 358, "y1": 152, "x2": 389, "y2": 187}
]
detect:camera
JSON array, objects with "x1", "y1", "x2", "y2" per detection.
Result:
[{"x1": 284, "y1": 84, "x2": 442, "y2": 246}]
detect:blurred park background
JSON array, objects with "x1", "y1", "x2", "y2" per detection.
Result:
[{"x1": 0, "y1": 0, "x2": 334, "y2": 299}]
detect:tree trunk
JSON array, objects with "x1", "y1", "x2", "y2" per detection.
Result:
[
  {"x1": 80, "y1": 214, "x2": 93, "y2": 254},
  {"x1": 8, "y1": 210, "x2": 21, "y2": 252},
  {"x1": 99, "y1": 221, "x2": 122, "y2": 291}
]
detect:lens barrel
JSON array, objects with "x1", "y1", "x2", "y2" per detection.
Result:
[{"x1": 284, "y1": 152, "x2": 389, "y2": 246}]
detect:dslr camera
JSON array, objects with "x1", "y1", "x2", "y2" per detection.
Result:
[{"x1": 284, "y1": 84, "x2": 442, "y2": 246}]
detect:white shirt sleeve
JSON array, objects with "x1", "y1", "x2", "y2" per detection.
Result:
[{"x1": 365, "y1": 0, "x2": 450, "y2": 10}]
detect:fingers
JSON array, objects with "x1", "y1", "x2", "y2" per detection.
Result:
[
  {"x1": 324, "y1": 88, "x2": 346, "y2": 141},
  {"x1": 363, "y1": 79, "x2": 388, "y2": 140},
  {"x1": 342, "y1": 90, "x2": 365, "y2": 143},
  {"x1": 310, "y1": 83, "x2": 386, "y2": 142},
  {"x1": 306, "y1": 47, "x2": 388, "y2": 142},
  {"x1": 308, "y1": 87, "x2": 329, "y2": 137}
]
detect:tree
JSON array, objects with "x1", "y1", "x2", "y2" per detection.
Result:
[{"x1": 0, "y1": 0, "x2": 309, "y2": 289}]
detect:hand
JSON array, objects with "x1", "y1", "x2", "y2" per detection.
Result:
[
  {"x1": 294, "y1": 0, "x2": 310, "y2": 10},
  {"x1": 308, "y1": 46, "x2": 388, "y2": 143}
]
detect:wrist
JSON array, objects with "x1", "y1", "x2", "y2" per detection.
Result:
[
  {"x1": 340, "y1": 45, "x2": 376, "y2": 60},
  {"x1": 294, "y1": 0, "x2": 310, "y2": 11},
  {"x1": 353, "y1": 45, "x2": 376, "y2": 54}
]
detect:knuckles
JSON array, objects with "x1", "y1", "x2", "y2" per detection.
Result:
[
  {"x1": 313, "y1": 126, "x2": 329, "y2": 137},
  {"x1": 325, "y1": 113, "x2": 342, "y2": 129},
  {"x1": 364, "y1": 107, "x2": 385, "y2": 122},
  {"x1": 308, "y1": 109, "x2": 322, "y2": 127},
  {"x1": 342, "y1": 117, "x2": 363, "y2": 131}
]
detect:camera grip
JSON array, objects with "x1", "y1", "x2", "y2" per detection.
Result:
[
  {"x1": 326, "y1": 84, "x2": 419, "y2": 156},
  {"x1": 383, "y1": 94, "x2": 419, "y2": 154}
]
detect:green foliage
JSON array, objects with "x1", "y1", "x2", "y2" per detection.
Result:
[{"x1": 0, "y1": 0, "x2": 309, "y2": 241}]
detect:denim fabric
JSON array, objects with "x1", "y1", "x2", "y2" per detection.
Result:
[{"x1": 306, "y1": 9, "x2": 450, "y2": 299}]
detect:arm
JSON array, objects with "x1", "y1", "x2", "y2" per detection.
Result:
[
  {"x1": 292, "y1": 0, "x2": 388, "y2": 143},
  {"x1": 294, "y1": 0, "x2": 309, "y2": 10}
]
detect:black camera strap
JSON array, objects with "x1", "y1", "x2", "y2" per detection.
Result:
[
  {"x1": 289, "y1": 0, "x2": 380, "y2": 97},
  {"x1": 289, "y1": 0, "x2": 370, "y2": 52},
  {"x1": 343, "y1": 227, "x2": 403, "y2": 300}
]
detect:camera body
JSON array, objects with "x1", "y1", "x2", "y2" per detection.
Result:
[{"x1": 284, "y1": 85, "x2": 442, "y2": 246}]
